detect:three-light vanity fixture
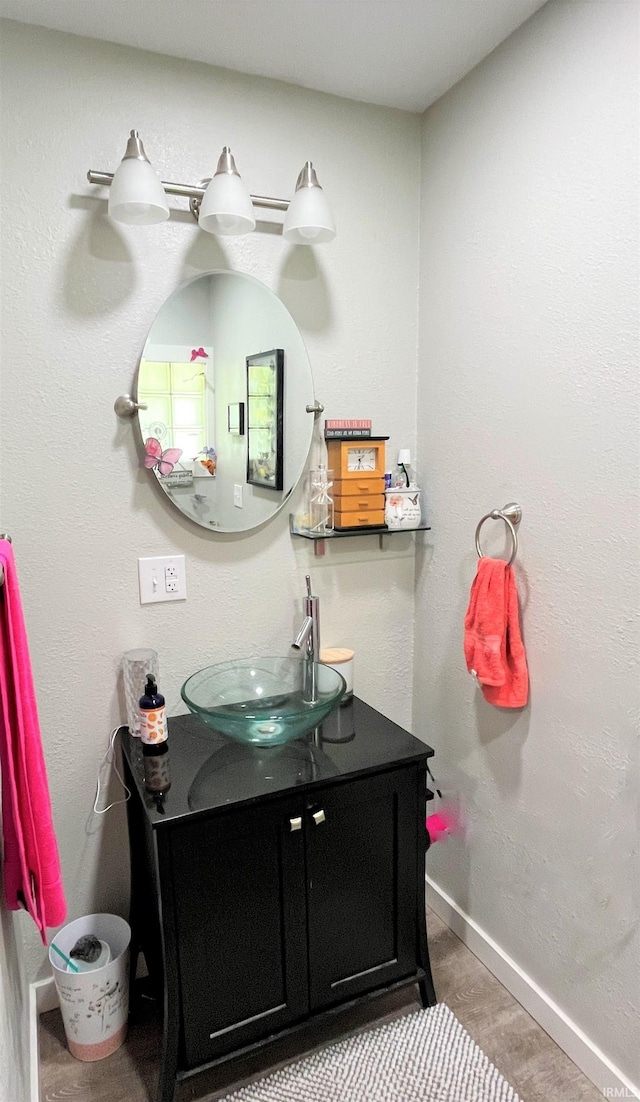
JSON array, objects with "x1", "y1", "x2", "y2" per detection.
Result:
[{"x1": 87, "y1": 130, "x2": 336, "y2": 244}]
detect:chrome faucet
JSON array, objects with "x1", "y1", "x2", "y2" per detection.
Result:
[{"x1": 292, "y1": 574, "x2": 320, "y2": 703}]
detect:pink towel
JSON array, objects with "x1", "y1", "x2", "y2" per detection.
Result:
[
  {"x1": 464, "y1": 556, "x2": 529, "y2": 709},
  {"x1": 0, "y1": 540, "x2": 66, "y2": 941}
]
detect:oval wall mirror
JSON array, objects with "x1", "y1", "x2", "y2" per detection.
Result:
[{"x1": 135, "y1": 271, "x2": 315, "y2": 533}]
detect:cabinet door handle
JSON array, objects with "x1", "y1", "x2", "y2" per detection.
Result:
[
  {"x1": 289, "y1": 816, "x2": 302, "y2": 832},
  {"x1": 312, "y1": 809, "x2": 326, "y2": 826}
]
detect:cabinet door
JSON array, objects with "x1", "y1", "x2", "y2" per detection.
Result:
[
  {"x1": 305, "y1": 767, "x2": 419, "y2": 1009},
  {"x1": 170, "y1": 796, "x2": 307, "y2": 1068}
]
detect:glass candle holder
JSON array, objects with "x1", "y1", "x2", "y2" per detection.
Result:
[
  {"x1": 308, "y1": 466, "x2": 334, "y2": 536},
  {"x1": 122, "y1": 648, "x2": 159, "y2": 736}
]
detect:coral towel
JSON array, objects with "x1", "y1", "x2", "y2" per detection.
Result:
[
  {"x1": 0, "y1": 540, "x2": 66, "y2": 941},
  {"x1": 464, "y1": 557, "x2": 529, "y2": 708}
]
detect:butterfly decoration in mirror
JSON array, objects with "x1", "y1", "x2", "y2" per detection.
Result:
[
  {"x1": 143, "y1": 437, "x2": 183, "y2": 477},
  {"x1": 194, "y1": 445, "x2": 217, "y2": 476}
]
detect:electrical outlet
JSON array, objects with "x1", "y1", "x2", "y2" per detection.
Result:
[
  {"x1": 165, "y1": 565, "x2": 179, "y2": 593},
  {"x1": 233, "y1": 484, "x2": 243, "y2": 509},
  {"x1": 138, "y1": 555, "x2": 187, "y2": 604}
]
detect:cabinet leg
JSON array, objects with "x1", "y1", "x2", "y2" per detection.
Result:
[
  {"x1": 417, "y1": 902, "x2": 437, "y2": 1007},
  {"x1": 418, "y1": 967, "x2": 437, "y2": 1008},
  {"x1": 156, "y1": 1029, "x2": 178, "y2": 1102},
  {"x1": 156, "y1": 948, "x2": 180, "y2": 1102},
  {"x1": 417, "y1": 904, "x2": 437, "y2": 1008},
  {"x1": 417, "y1": 767, "x2": 437, "y2": 1008},
  {"x1": 128, "y1": 938, "x2": 140, "y2": 1017},
  {"x1": 156, "y1": 834, "x2": 181, "y2": 1102}
]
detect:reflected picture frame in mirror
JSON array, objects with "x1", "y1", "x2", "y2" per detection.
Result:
[
  {"x1": 134, "y1": 271, "x2": 316, "y2": 533},
  {"x1": 246, "y1": 349, "x2": 284, "y2": 492}
]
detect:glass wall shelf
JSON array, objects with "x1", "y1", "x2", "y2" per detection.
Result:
[{"x1": 289, "y1": 515, "x2": 431, "y2": 556}]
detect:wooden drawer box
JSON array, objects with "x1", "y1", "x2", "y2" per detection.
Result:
[
  {"x1": 334, "y1": 509, "x2": 386, "y2": 529},
  {"x1": 334, "y1": 494, "x2": 384, "y2": 514},
  {"x1": 333, "y1": 478, "x2": 385, "y2": 498}
]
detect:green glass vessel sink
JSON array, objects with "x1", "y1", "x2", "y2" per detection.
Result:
[{"x1": 181, "y1": 656, "x2": 346, "y2": 746}]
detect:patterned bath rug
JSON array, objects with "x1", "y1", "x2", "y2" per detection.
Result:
[{"x1": 219, "y1": 1002, "x2": 521, "y2": 1101}]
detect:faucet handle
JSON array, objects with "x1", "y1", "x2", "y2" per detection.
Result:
[{"x1": 305, "y1": 574, "x2": 312, "y2": 598}]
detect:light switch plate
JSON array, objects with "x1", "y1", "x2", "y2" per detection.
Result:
[{"x1": 138, "y1": 555, "x2": 187, "y2": 604}]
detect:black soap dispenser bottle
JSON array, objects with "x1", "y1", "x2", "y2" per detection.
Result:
[{"x1": 139, "y1": 674, "x2": 168, "y2": 749}]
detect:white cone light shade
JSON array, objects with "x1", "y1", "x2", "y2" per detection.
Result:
[
  {"x1": 108, "y1": 158, "x2": 169, "y2": 225},
  {"x1": 199, "y1": 173, "x2": 256, "y2": 236},
  {"x1": 283, "y1": 185, "x2": 336, "y2": 244}
]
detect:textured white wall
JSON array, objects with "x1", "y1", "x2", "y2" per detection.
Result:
[
  {"x1": 0, "y1": 21, "x2": 420, "y2": 978},
  {"x1": 0, "y1": 905, "x2": 28, "y2": 1102},
  {"x1": 417, "y1": 0, "x2": 639, "y2": 1085}
]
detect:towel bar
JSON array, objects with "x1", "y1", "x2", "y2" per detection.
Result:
[{"x1": 475, "y1": 504, "x2": 521, "y2": 566}]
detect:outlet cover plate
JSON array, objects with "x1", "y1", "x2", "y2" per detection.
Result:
[{"x1": 138, "y1": 555, "x2": 187, "y2": 604}]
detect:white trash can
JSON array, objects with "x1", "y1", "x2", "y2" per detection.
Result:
[{"x1": 49, "y1": 913, "x2": 130, "y2": 1061}]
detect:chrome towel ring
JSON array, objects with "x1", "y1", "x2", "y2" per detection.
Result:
[{"x1": 475, "y1": 503, "x2": 522, "y2": 567}]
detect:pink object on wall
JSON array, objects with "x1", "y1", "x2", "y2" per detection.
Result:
[
  {"x1": 0, "y1": 539, "x2": 66, "y2": 941},
  {"x1": 426, "y1": 813, "x2": 450, "y2": 844},
  {"x1": 426, "y1": 805, "x2": 461, "y2": 844}
]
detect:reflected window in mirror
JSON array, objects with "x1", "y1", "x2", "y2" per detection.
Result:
[{"x1": 139, "y1": 357, "x2": 211, "y2": 465}]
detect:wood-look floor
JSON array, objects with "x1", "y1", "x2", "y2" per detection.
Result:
[{"x1": 39, "y1": 908, "x2": 603, "y2": 1102}]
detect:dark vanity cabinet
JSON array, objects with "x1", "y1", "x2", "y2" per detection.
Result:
[
  {"x1": 170, "y1": 793, "x2": 308, "y2": 1069},
  {"x1": 121, "y1": 700, "x2": 436, "y2": 1102}
]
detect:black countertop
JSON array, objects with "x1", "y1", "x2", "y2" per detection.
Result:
[{"x1": 119, "y1": 697, "x2": 433, "y2": 828}]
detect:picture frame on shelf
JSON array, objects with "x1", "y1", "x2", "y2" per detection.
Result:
[{"x1": 246, "y1": 349, "x2": 284, "y2": 491}]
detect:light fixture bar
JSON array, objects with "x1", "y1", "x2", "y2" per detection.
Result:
[
  {"x1": 87, "y1": 170, "x2": 289, "y2": 210},
  {"x1": 247, "y1": 195, "x2": 289, "y2": 212}
]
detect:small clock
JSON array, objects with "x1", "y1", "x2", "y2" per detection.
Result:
[
  {"x1": 326, "y1": 438, "x2": 386, "y2": 480},
  {"x1": 347, "y1": 447, "x2": 376, "y2": 471}
]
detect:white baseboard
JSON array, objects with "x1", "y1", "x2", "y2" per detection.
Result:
[
  {"x1": 33, "y1": 976, "x2": 58, "y2": 1015},
  {"x1": 29, "y1": 978, "x2": 58, "y2": 1102},
  {"x1": 427, "y1": 876, "x2": 640, "y2": 1101}
]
